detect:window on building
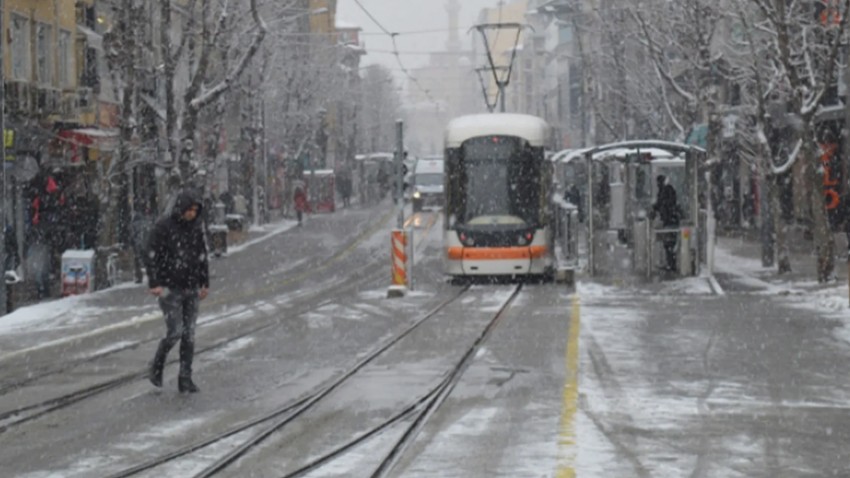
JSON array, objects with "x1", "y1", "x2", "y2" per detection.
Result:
[
  {"x1": 558, "y1": 24, "x2": 573, "y2": 44},
  {"x1": 37, "y1": 23, "x2": 54, "y2": 86},
  {"x1": 58, "y1": 30, "x2": 72, "y2": 88},
  {"x1": 10, "y1": 14, "x2": 30, "y2": 81}
]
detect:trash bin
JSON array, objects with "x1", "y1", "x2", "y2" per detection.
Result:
[
  {"x1": 210, "y1": 224, "x2": 228, "y2": 257},
  {"x1": 61, "y1": 249, "x2": 95, "y2": 296}
]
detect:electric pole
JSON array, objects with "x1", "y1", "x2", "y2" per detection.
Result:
[{"x1": 1, "y1": 0, "x2": 8, "y2": 314}]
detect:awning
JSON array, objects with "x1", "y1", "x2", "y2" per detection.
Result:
[
  {"x1": 77, "y1": 25, "x2": 103, "y2": 51},
  {"x1": 57, "y1": 128, "x2": 120, "y2": 162},
  {"x1": 72, "y1": 128, "x2": 119, "y2": 139}
]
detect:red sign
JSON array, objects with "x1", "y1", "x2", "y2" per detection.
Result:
[
  {"x1": 820, "y1": 142, "x2": 840, "y2": 210},
  {"x1": 818, "y1": 0, "x2": 842, "y2": 26}
]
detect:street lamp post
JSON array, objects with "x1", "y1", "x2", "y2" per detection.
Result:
[{"x1": 0, "y1": 0, "x2": 9, "y2": 314}]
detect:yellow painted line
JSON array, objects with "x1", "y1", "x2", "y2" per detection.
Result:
[{"x1": 557, "y1": 294, "x2": 581, "y2": 477}]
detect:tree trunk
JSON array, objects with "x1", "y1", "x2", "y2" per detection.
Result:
[
  {"x1": 95, "y1": 0, "x2": 136, "y2": 290},
  {"x1": 805, "y1": 137, "x2": 835, "y2": 282},
  {"x1": 771, "y1": 173, "x2": 791, "y2": 273},
  {"x1": 161, "y1": 0, "x2": 177, "y2": 170}
]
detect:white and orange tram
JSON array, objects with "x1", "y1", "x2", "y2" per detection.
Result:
[{"x1": 443, "y1": 113, "x2": 555, "y2": 280}]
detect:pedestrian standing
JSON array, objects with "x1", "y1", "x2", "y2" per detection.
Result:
[
  {"x1": 652, "y1": 175, "x2": 681, "y2": 272},
  {"x1": 147, "y1": 190, "x2": 210, "y2": 393},
  {"x1": 294, "y1": 183, "x2": 308, "y2": 226}
]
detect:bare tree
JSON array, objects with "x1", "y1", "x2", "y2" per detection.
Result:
[
  {"x1": 748, "y1": 0, "x2": 850, "y2": 282},
  {"x1": 157, "y1": 0, "x2": 267, "y2": 187}
]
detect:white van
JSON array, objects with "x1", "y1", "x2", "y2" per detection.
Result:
[{"x1": 411, "y1": 158, "x2": 444, "y2": 212}]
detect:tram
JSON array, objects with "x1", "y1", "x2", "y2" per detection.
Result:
[{"x1": 443, "y1": 113, "x2": 554, "y2": 279}]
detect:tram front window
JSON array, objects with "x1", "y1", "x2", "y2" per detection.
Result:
[{"x1": 455, "y1": 137, "x2": 540, "y2": 228}]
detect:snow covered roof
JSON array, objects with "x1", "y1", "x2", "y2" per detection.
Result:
[
  {"x1": 552, "y1": 140, "x2": 705, "y2": 164},
  {"x1": 355, "y1": 153, "x2": 394, "y2": 161},
  {"x1": 336, "y1": 19, "x2": 362, "y2": 30},
  {"x1": 308, "y1": 169, "x2": 334, "y2": 176},
  {"x1": 594, "y1": 147, "x2": 681, "y2": 161},
  {"x1": 445, "y1": 114, "x2": 550, "y2": 148}
]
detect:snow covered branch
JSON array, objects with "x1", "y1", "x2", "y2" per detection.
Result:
[{"x1": 189, "y1": 0, "x2": 267, "y2": 111}]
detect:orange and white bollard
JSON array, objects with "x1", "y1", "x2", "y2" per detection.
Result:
[{"x1": 388, "y1": 229, "x2": 408, "y2": 298}]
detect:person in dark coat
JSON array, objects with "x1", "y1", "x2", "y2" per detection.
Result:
[
  {"x1": 293, "y1": 184, "x2": 308, "y2": 226},
  {"x1": 146, "y1": 190, "x2": 210, "y2": 393},
  {"x1": 652, "y1": 175, "x2": 681, "y2": 271}
]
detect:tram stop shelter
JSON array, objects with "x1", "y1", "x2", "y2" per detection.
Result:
[{"x1": 553, "y1": 140, "x2": 711, "y2": 281}]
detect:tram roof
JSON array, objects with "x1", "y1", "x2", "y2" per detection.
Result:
[
  {"x1": 355, "y1": 153, "x2": 394, "y2": 161},
  {"x1": 552, "y1": 140, "x2": 705, "y2": 164},
  {"x1": 445, "y1": 114, "x2": 550, "y2": 148}
]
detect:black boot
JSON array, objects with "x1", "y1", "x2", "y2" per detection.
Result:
[
  {"x1": 178, "y1": 376, "x2": 200, "y2": 393},
  {"x1": 148, "y1": 341, "x2": 170, "y2": 388}
]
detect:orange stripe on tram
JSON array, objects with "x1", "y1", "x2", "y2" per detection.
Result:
[{"x1": 447, "y1": 246, "x2": 548, "y2": 261}]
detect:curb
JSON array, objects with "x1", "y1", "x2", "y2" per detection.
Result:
[{"x1": 707, "y1": 274, "x2": 726, "y2": 296}]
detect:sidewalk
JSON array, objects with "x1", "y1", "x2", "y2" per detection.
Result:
[
  {"x1": 714, "y1": 230, "x2": 849, "y2": 315},
  {"x1": 9, "y1": 211, "x2": 297, "y2": 311},
  {"x1": 0, "y1": 216, "x2": 299, "y2": 349}
]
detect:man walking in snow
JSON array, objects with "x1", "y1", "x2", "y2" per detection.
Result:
[{"x1": 146, "y1": 190, "x2": 210, "y2": 393}]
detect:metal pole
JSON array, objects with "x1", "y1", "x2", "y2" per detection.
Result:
[
  {"x1": 262, "y1": 100, "x2": 269, "y2": 223},
  {"x1": 0, "y1": 0, "x2": 8, "y2": 314},
  {"x1": 499, "y1": 83, "x2": 506, "y2": 113},
  {"x1": 395, "y1": 120, "x2": 404, "y2": 229},
  {"x1": 844, "y1": 43, "x2": 850, "y2": 304},
  {"x1": 586, "y1": 152, "x2": 594, "y2": 276},
  {"x1": 252, "y1": 97, "x2": 260, "y2": 227}
]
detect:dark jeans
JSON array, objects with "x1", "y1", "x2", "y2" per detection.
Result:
[{"x1": 152, "y1": 288, "x2": 199, "y2": 378}]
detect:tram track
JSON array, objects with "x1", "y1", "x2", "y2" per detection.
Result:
[
  {"x1": 0, "y1": 263, "x2": 384, "y2": 434},
  {"x1": 0, "y1": 210, "x2": 440, "y2": 436},
  {"x1": 104, "y1": 283, "x2": 471, "y2": 478},
  {"x1": 145, "y1": 283, "x2": 523, "y2": 478}
]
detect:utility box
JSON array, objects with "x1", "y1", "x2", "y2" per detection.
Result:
[{"x1": 61, "y1": 249, "x2": 95, "y2": 296}]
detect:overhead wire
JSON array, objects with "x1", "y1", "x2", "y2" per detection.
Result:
[{"x1": 351, "y1": 0, "x2": 442, "y2": 110}]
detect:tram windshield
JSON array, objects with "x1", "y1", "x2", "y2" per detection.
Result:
[{"x1": 449, "y1": 136, "x2": 541, "y2": 228}]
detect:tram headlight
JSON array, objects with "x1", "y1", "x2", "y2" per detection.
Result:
[{"x1": 413, "y1": 189, "x2": 422, "y2": 199}]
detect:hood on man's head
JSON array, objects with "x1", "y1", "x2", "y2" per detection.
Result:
[{"x1": 172, "y1": 190, "x2": 203, "y2": 219}]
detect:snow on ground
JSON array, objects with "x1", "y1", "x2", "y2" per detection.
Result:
[
  {"x1": 715, "y1": 241, "x2": 850, "y2": 344},
  {"x1": 660, "y1": 276, "x2": 714, "y2": 295},
  {"x1": 0, "y1": 282, "x2": 150, "y2": 336},
  {"x1": 228, "y1": 219, "x2": 298, "y2": 253},
  {"x1": 0, "y1": 220, "x2": 296, "y2": 340}
]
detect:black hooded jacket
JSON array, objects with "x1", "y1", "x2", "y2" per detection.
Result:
[
  {"x1": 654, "y1": 182, "x2": 680, "y2": 227},
  {"x1": 147, "y1": 191, "x2": 209, "y2": 290}
]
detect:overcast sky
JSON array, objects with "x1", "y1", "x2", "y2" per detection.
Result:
[{"x1": 337, "y1": 0, "x2": 504, "y2": 73}]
